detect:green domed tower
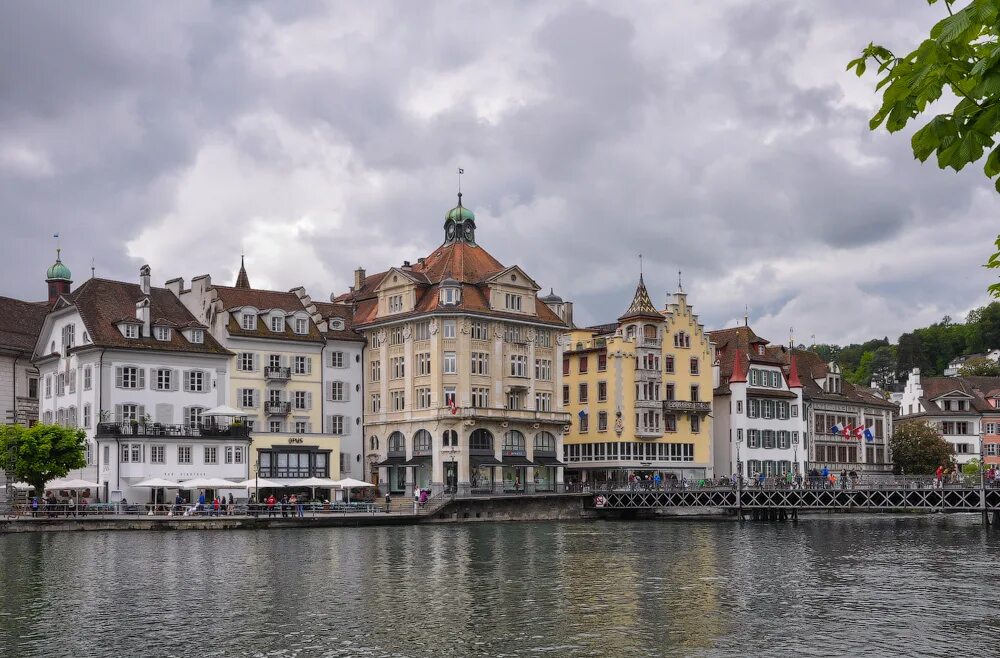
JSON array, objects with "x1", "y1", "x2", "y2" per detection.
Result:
[
  {"x1": 443, "y1": 193, "x2": 476, "y2": 245},
  {"x1": 46, "y1": 248, "x2": 72, "y2": 304}
]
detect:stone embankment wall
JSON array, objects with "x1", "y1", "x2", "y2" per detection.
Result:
[{"x1": 427, "y1": 493, "x2": 596, "y2": 523}]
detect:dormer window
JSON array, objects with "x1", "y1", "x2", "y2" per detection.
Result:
[
  {"x1": 124, "y1": 324, "x2": 139, "y2": 339},
  {"x1": 154, "y1": 326, "x2": 171, "y2": 341},
  {"x1": 388, "y1": 294, "x2": 404, "y2": 314},
  {"x1": 504, "y1": 293, "x2": 522, "y2": 312},
  {"x1": 190, "y1": 329, "x2": 204, "y2": 344},
  {"x1": 295, "y1": 318, "x2": 308, "y2": 334},
  {"x1": 242, "y1": 312, "x2": 257, "y2": 330},
  {"x1": 270, "y1": 316, "x2": 284, "y2": 332},
  {"x1": 330, "y1": 318, "x2": 345, "y2": 330},
  {"x1": 758, "y1": 344, "x2": 765, "y2": 355}
]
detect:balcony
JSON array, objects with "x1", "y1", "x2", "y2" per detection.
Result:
[
  {"x1": 635, "y1": 399, "x2": 660, "y2": 409},
  {"x1": 636, "y1": 427, "x2": 663, "y2": 440},
  {"x1": 265, "y1": 401, "x2": 291, "y2": 416},
  {"x1": 96, "y1": 422, "x2": 251, "y2": 439},
  {"x1": 264, "y1": 366, "x2": 291, "y2": 382},
  {"x1": 663, "y1": 400, "x2": 712, "y2": 414},
  {"x1": 437, "y1": 407, "x2": 571, "y2": 425},
  {"x1": 639, "y1": 337, "x2": 662, "y2": 348}
]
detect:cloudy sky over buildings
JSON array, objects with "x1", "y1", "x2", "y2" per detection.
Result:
[{"x1": 2, "y1": 1, "x2": 997, "y2": 346}]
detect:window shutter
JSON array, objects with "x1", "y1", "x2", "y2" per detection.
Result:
[
  {"x1": 155, "y1": 403, "x2": 172, "y2": 424},
  {"x1": 115, "y1": 367, "x2": 123, "y2": 388},
  {"x1": 325, "y1": 415, "x2": 333, "y2": 433},
  {"x1": 137, "y1": 369, "x2": 145, "y2": 389},
  {"x1": 306, "y1": 357, "x2": 313, "y2": 375},
  {"x1": 114, "y1": 404, "x2": 123, "y2": 422},
  {"x1": 138, "y1": 405, "x2": 145, "y2": 421},
  {"x1": 172, "y1": 370, "x2": 180, "y2": 391},
  {"x1": 252, "y1": 390, "x2": 259, "y2": 408},
  {"x1": 306, "y1": 421, "x2": 313, "y2": 433},
  {"x1": 182, "y1": 407, "x2": 189, "y2": 426},
  {"x1": 236, "y1": 388, "x2": 244, "y2": 408},
  {"x1": 252, "y1": 354, "x2": 260, "y2": 371},
  {"x1": 183, "y1": 371, "x2": 191, "y2": 392},
  {"x1": 342, "y1": 418, "x2": 349, "y2": 435}
]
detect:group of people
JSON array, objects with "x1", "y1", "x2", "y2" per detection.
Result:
[
  {"x1": 29, "y1": 492, "x2": 86, "y2": 517},
  {"x1": 173, "y1": 491, "x2": 237, "y2": 516},
  {"x1": 250, "y1": 493, "x2": 308, "y2": 518}
]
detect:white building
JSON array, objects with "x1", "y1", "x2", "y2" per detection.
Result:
[
  {"x1": 944, "y1": 350, "x2": 1000, "y2": 377},
  {"x1": 898, "y1": 368, "x2": 1000, "y2": 465},
  {"x1": 33, "y1": 264, "x2": 244, "y2": 503},
  {"x1": 710, "y1": 326, "x2": 807, "y2": 479}
]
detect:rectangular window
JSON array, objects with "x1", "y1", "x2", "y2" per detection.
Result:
[
  {"x1": 416, "y1": 352, "x2": 431, "y2": 376},
  {"x1": 150, "y1": 445, "x2": 165, "y2": 464},
  {"x1": 370, "y1": 360, "x2": 381, "y2": 382},
  {"x1": 156, "y1": 369, "x2": 172, "y2": 391},
  {"x1": 154, "y1": 326, "x2": 171, "y2": 341},
  {"x1": 444, "y1": 387, "x2": 457, "y2": 408},
  {"x1": 242, "y1": 313, "x2": 256, "y2": 330},
  {"x1": 510, "y1": 354, "x2": 528, "y2": 377},
  {"x1": 507, "y1": 390, "x2": 524, "y2": 410},
  {"x1": 473, "y1": 387, "x2": 490, "y2": 408},
  {"x1": 82, "y1": 367, "x2": 92, "y2": 391},
  {"x1": 293, "y1": 356, "x2": 309, "y2": 375},
  {"x1": 562, "y1": 385, "x2": 569, "y2": 405},
  {"x1": 691, "y1": 415, "x2": 700, "y2": 433},
  {"x1": 269, "y1": 421, "x2": 283, "y2": 433},
  {"x1": 370, "y1": 393, "x2": 381, "y2": 413},
  {"x1": 330, "y1": 415, "x2": 345, "y2": 435},
  {"x1": 83, "y1": 404, "x2": 91, "y2": 429},
  {"x1": 294, "y1": 391, "x2": 308, "y2": 410},
  {"x1": 579, "y1": 383, "x2": 589, "y2": 403},
  {"x1": 579, "y1": 413, "x2": 589, "y2": 433},
  {"x1": 189, "y1": 329, "x2": 204, "y2": 344},
  {"x1": 390, "y1": 327, "x2": 404, "y2": 346},
  {"x1": 391, "y1": 356, "x2": 405, "y2": 379},
  {"x1": 598, "y1": 353, "x2": 607, "y2": 371},
  {"x1": 414, "y1": 321, "x2": 431, "y2": 341},
  {"x1": 416, "y1": 387, "x2": 431, "y2": 409},
  {"x1": 388, "y1": 294, "x2": 404, "y2": 313},
  {"x1": 690, "y1": 385, "x2": 699, "y2": 402},
  {"x1": 563, "y1": 358, "x2": 570, "y2": 376},
  {"x1": 535, "y1": 392, "x2": 551, "y2": 411},
  {"x1": 391, "y1": 390, "x2": 405, "y2": 411},
  {"x1": 294, "y1": 420, "x2": 308, "y2": 434},
  {"x1": 178, "y1": 446, "x2": 192, "y2": 464},
  {"x1": 187, "y1": 370, "x2": 204, "y2": 393},
  {"x1": 472, "y1": 352, "x2": 490, "y2": 376},
  {"x1": 534, "y1": 358, "x2": 551, "y2": 381},
  {"x1": 239, "y1": 352, "x2": 254, "y2": 371},
  {"x1": 748, "y1": 429, "x2": 759, "y2": 449},
  {"x1": 468, "y1": 321, "x2": 487, "y2": 340},
  {"x1": 690, "y1": 357, "x2": 699, "y2": 375},
  {"x1": 579, "y1": 356, "x2": 588, "y2": 374},
  {"x1": 329, "y1": 381, "x2": 345, "y2": 401},
  {"x1": 664, "y1": 414, "x2": 677, "y2": 432},
  {"x1": 124, "y1": 324, "x2": 139, "y2": 339},
  {"x1": 295, "y1": 318, "x2": 308, "y2": 334},
  {"x1": 118, "y1": 366, "x2": 141, "y2": 389},
  {"x1": 598, "y1": 411, "x2": 608, "y2": 432},
  {"x1": 664, "y1": 355, "x2": 675, "y2": 374},
  {"x1": 505, "y1": 293, "x2": 522, "y2": 312},
  {"x1": 270, "y1": 316, "x2": 284, "y2": 332},
  {"x1": 329, "y1": 351, "x2": 345, "y2": 368},
  {"x1": 187, "y1": 407, "x2": 204, "y2": 427},
  {"x1": 204, "y1": 447, "x2": 218, "y2": 464},
  {"x1": 598, "y1": 381, "x2": 608, "y2": 402},
  {"x1": 443, "y1": 320, "x2": 456, "y2": 339},
  {"x1": 443, "y1": 351, "x2": 457, "y2": 374},
  {"x1": 240, "y1": 388, "x2": 256, "y2": 408}
]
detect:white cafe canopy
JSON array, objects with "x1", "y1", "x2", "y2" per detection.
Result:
[
  {"x1": 336, "y1": 478, "x2": 376, "y2": 489},
  {"x1": 133, "y1": 478, "x2": 182, "y2": 488},
  {"x1": 178, "y1": 477, "x2": 241, "y2": 489},
  {"x1": 203, "y1": 405, "x2": 246, "y2": 418},
  {"x1": 235, "y1": 478, "x2": 286, "y2": 489},
  {"x1": 289, "y1": 477, "x2": 339, "y2": 488},
  {"x1": 47, "y1": 478, "x2": 99, "y2": 490},
  {"x1": 12, "y1": 482, "x2": 34, "y2": 490}
]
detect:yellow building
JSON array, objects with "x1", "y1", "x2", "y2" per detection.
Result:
[{"x1": 561, "y1": 275, "x2": 714, "y2": 486}]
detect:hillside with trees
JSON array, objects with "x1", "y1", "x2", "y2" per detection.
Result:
[{"x1": 811, "y1": 302, "x2": 1000, "y2": 386}]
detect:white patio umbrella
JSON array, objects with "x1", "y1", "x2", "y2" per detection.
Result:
[
  {"x1": 11, "y1": 482, "x2": 34, "y2": 490},
  {"x1": 178, "y1": 477, "x2": 241, "y2": 490},
  {"x1": 289, "y1": 477, "x2": 338, "y2": 503},
  {"x1": 203, "y1": 405, "x2": 246, "y2": 418},
  {"x1": 133, "y1": 478, "x2": 181, "y2": 488},
  {"x1": 47, "y1": 478, "x2": 99, "y2": 490},
  {"x1": 235, "y1": 477, "x2": 285, "y2": 489},
  {"x1": 335, "y1": 477, "x2": 376, "y2": 503}
]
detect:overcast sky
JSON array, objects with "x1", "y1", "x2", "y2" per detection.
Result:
[{"x1": 2, "y1": 1, "x2": 997, "y2": 346}]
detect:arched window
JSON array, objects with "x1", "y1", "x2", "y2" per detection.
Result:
[
  {"x1": 388, "y1": 431, "x2": 405, "y2": 453},
  {"x1": 534, "y1": 431, "x2": 556, "y2": 453},
  {"x1": 413, "y1": 429, "x2": 432, "y2": 452},
  {"x1": 442, "y1": 429, "x2": 458, "y2": 447},
  {"x1": 502, "y1": 430, "x2": 526, "y2": 453},
  {"x1": 470, "y1": 428, "x2": 493, "y2": 451},
  {"x1": 369, "y1": 435, "x2": 379, "y2": 451}
]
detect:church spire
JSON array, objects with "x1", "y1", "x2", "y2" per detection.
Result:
[
  {"x1": 618, "y1": 273, "x2": 661, "y2": 321},
  {"x1": 235, "y1": 255, "x2": 251, "y2": 289}
]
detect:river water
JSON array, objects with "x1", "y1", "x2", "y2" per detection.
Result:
[{"x1": 0, "y1": 515, "x2": 997, "y2": 657}]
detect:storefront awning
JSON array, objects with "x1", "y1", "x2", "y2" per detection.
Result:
[
  {"x1": 470, "y1": 455, "x2": 502, "y2": 466},
  {"x1": 377, "y1": 455, "x2": 407, "y2": 467},
  {"x1": 402, "y1": 455, "x2": 432, "y2": 466},
  {"x1": 533, "y1": 455, "x2": 565, "y2": 466},
  {"x1": 501, "y1": 455, "x2": 536, "y2": 467}
]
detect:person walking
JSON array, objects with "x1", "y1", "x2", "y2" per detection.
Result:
[
  {"x1": 840, "y1": 469, "x2": 848, "y2": 490},
  {"x1": 935, "y1": 464, "x2": 944, "y2": 489},
  {"x1": 384, "y1": 492, "x2": 392, "y2": 513},
  {"x1": 413, "y1": 486, "x2": 420, "y2": 514},
  {"x1": 280, "y1": 494, "x2": 289, "y2": 518},
  {"x1": 197, "y1": 490, "x2": 206, "y2": 514},
  {"x1": 227, "y1": 493, "x2": 235, "y2": 516},
  {"x1": 266, "y1": 494, "x2": 276, "y2": 517},
  {"x1": 653, "y1": 473, "x2": 662, "y2": 490}
]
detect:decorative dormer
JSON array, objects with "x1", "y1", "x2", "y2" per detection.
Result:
[
  {"x1": 443, "y1": 193, "x2": 476, "y2": 244},
  {"x1": 439, "y1": 273, "x2": 461, "y2": 306},
  {"x1": 824, "y1": 362, "x2": 842, "y2": 394}
]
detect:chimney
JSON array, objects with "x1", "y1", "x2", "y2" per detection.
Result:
[
  {"x1": 418, "y1": 257, "x2": 426, "y2": 266},
  {"x1": 140, "y1": 264, "x2": 151, "y2": 295},
  {"x1": 354, "y1": 266, "x2": 366, "y2": 291},
  {"x1": 135, "y1": 298, "x2": 151, "y2": 337},
  {"x1": 402, "y1": 260, "x2": 412, "y2": 270}
]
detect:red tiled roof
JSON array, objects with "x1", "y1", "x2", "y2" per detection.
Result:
[
  {"x1": 771, "y1": 347, "x2": 896, "y2": 409},
  {"x1": 338, "y1": 241, "x2": 565, "y2": 328},
  {"x1": 311, "y1": 301, "x2": 366, "y2": 343},
  {"x1": 0, "y1": 295, "x2": 49, "y2": 353},
  {"x1": 214, "y1": 285, "x2": 309, "y2": 313},
  {"x1": 916, "y1": 376, "x2": 1000, "y2": 413},
  {"x1": 64, "y1": 278, "x2": 230, "y2": 355}
]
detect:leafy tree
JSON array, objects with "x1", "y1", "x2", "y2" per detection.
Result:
[
  {"x1": 962, "y1": 458, "x2": 982, "y2": 477},
  {"x1": 849, "y1": 351, "x2": 875, "y2": 385},
  {"x1": 958, "y1": 355, "x2": 1000, "y2": 375},
  {"x1": 0, "y1": 424, "x2": 87, "y2": 494},
  {"x1": 890, "y1": 420, "x2": 955, "y2": 474},
  {"x1": 989, "y1": 234, "x2": 1000, "y2": 298},
  {"x1": 848, "y1": 0, "x2": 1000, "y2": 189},
  {"x1": 870, "y1": 345, "x2": 898, "y2": 389}
]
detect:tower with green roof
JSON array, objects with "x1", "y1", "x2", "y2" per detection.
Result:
[
  {"x1": 443, "y1": 192, "x2": 477, "y2": 245},
  {"x1": 46, "y1": 248, "x2": 72, "y2": 304}
]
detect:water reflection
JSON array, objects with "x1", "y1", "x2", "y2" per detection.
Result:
[{"x1": 1, "y1": 516, "x2": 1000, "y2": 657}]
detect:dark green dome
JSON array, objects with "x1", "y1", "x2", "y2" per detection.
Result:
[
  {"x1": 46, "y1": 251, "x2": 71, "y2": 281},
  {"x1": 445, "y1": 198, "x2": 475, "y2": 223}
]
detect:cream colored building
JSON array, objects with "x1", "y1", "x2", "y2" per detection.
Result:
[
  {"x1": 169, "y1": 262, "x2": 349, "y2": 489},
  {"x1": 333, "y1": 195, "x2": 571, "y2": 496},
  {"x1": 561, "y1": 276, "x2": 715, "y2": 485}
]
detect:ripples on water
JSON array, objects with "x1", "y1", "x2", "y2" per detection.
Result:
[{"x1": 1, "y1": 515, "x2": 999, "y2": 657}]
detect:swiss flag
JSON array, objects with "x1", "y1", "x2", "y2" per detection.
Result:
[{"x1": 842, "y1": 424, "x2": 853, "y2": 438}]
